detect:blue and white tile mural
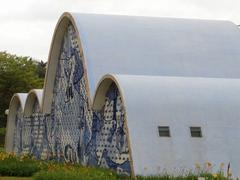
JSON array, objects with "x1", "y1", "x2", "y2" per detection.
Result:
[
  {"x1": 13, "y1": 105, "x2": 23, "y2": 155},
  {"x1": 18, "y1": 99, "x2": 49, "y2": 159},
  {"x1": 11, "y1": 23, "x2": 131, "y2": 175},
  {"x1": 94, "y1": 83, "x2": 131, "y2": 175},
  {"x1": 50, "y1": 23, "x2": 92, "y2": 164}
]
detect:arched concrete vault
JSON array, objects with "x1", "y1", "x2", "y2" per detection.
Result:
[
  {"x1": 5, "y1": 93, "x2": 27, "y2": 153},
  {"x1": 93, "y1": 74, "x2": 135, "y2": 176},
  {"x1": 94, "y1": 74, "x2": 240, "y2": 176},
  {"x1": 42, "y1": 12, "x2": 240, "y2": 114},
  {"x1": 5, "y1": 12, "x2": 240, "y2": 177},
  {"x1": 24, "y1": 89, "x2": 43, "y2": 116}
]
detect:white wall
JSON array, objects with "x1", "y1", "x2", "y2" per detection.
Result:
[{"x1": 111, "y1": 75, "x2": 240, "y2": 177}]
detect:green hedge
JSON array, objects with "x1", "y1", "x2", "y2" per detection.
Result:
[{"x1": 0, "y1": 157, "x2": 40, "y2": 177}]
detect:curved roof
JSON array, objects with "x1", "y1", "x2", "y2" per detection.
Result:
[
  {"x1": 5, "y1": 93, "x2": 28, "y2": 152},
  {"x1": 24, "y1": 89, "x2": 43, "y2": 115},
  {"x1": 43, "y1": 12, "x2": 240, "y2": 113},
  {"x1": 32, "y1": 89, "x2": 43, "y2": 104},
  {"x1": 9, "y1": 93, "x2": 28, "y2": 112},
  {"x1": 72, "y1": 13, "x2": 240, "y2": 89},
  {"x1": 93, "y1": 74, "x2": 240, "y2": 176}
]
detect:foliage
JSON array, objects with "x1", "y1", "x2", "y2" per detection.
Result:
[
  {"x1": 34, "y1": 166, "x2": 125, "y2": 180},
  {"x1": 0, "y1": 151, "x2": 233, "y2": 180},
  {"x1": 0, "y1": 151, "x2": 127, "y2": 179},
  {"x1": 0, "y1": 127, "x2": 6, "y2": 147},
  {"x1": 0, "y1": 127, "x2": 6, "y2": 135},
  {"x1": 0, "y1": 51, "x2": 46, "y2": 128},
  {"x1": 0, "y1": 152, "x2": 40, "y2": 177}
]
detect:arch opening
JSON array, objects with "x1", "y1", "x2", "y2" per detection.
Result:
[
  {"x1": 5, "y1": 94, "x2": 27, "y2": 153},
  {"x1": 93, "y1": 76, "x2": 132, "y2": 175},
  {"x1": 22, "y1": 91, "x2": 46, "y2": 157}
]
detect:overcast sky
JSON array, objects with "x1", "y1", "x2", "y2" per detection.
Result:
[{"x1": 0, "y1": 0, "x2": 240, "y2": 61}]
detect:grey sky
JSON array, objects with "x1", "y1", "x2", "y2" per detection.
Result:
[{"x1": 0, "y1": 0, "x2": 239, "y2": 61}]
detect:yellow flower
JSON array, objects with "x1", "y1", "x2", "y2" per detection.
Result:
[{"x1": 212, "y1": 173, "x2": 217, "y2": 178}]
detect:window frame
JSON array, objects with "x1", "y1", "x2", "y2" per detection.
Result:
[
  {"x1": 190, "y1": 126, "x2": 202, "y2": 138},
  {"x1": 158, "y1": 126, "x2": 171, "y2": 137}
]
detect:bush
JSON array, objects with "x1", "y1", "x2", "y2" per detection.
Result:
[
  {"x1": 0, "y1": 151, "x2": 231, "y2": 180},
  {"x1": 34, "y1": 164, "x2": 127, "y2": 180},
  {"x1": 0, "y1": 153, "x2": 40, "y2": 177}
]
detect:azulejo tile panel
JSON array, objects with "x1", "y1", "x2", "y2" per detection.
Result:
[
  {"x1": 13, "y1": 105, "x2": 23, "y2": 155},
  {"x1": 93, "y1": 83, "x2": 131, "y2": 175}
]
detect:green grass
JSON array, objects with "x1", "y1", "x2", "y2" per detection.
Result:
[
  {"x1": 0, "y1": 177, "x2": 33, "y2": 180},
  {"x1": 0, "y1": 151, "x2": 232, "y2": 180},
  {"x1": 34, "y1": 168, "x2": 126, "y2": 180},
  {"x1": 33, "y1": 162, "x2": 128, "y2": 180}
]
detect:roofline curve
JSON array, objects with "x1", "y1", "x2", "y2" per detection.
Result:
[
  {"x1": 23, "y1": 89, "x2": 43, "y2": 116},
  {"x1": 5, "y1": 93, "x2": 27, "y2": 152},
  {"x1": 93, "y1": 74, "x2": 124, "y2": 108},
  {"x1": 42, "y1": 12, "x2": 91, "y2": 114},
  {"x1": 8, "y1": 93, "x2": 27, "y2": 113}
]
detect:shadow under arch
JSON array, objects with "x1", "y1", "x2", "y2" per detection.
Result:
[{"x1": 5, "y1": 93, "x2": 27, "y2": 152}]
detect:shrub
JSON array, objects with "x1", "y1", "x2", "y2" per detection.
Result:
[
  {"x1": 0, "y1": 156, "x2": 40, "y2": 177},
  {"x1": 34, "y1": 165, "x2": 127, "y2": 180}
]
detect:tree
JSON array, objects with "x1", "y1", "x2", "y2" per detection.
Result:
[{"x1": 0, "y1": 51, "x2": 46, "y2": 128}]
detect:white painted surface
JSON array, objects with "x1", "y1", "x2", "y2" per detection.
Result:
[
  {"x1": 23, "y1": 89, "x2": 43, "y2": 116},
  {"x1": 15, "y1": 93, "x2": 28, "y2": 109},
  {"x1": 71, "y1": 13, "x2": 240, "y2": 96},
  {"x1": 5, "y1": 93, "x2": 28, "y2": 152},
  {"x1": 33, "y1": 89, "x2": 43, "y2": 106},
  {"x1": 97, "y1": 74, "x2": 240, "y2": 177},
  {"x1": 43, "y1": 12, "x2": 240, "y2": 109}
]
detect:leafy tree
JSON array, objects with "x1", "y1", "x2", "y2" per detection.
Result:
[
  {"x1": 37, "y1": 60, "x2": 47, "y2": 79},
  {"x1": 0, "y1": 51, "x2": 46, "y2": 128}
]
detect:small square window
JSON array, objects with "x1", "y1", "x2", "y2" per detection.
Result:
[
  {"x1": 190, "y1": 127, "x2": 202, "y2": 137},
  {"x1": 158, "y1": 126, "x2": 170, "y2": 137}
]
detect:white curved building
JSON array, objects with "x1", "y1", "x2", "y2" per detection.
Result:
[
  {"x1": 5, "y1": 12, "x2": 240, "y2": 177},
  {"x1": 23, "y1": 89, "x2": 43, "y2": 116},
  {"x1": 42, "y1": 12, "x2": 240, "y2": 113},
  {"x1": 93, "y1": 74, "x2": 240, "y2": 176},
  {"x1": 21, "y1": 89, "x2": 48, "y2": 158},
  {"x1": 5, "y1": 93, "x2": 27, "y2": 153}
]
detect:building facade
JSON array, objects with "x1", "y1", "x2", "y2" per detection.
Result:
[{"x1": 5, "y1": 12, "x2": 240, "y2": 177}]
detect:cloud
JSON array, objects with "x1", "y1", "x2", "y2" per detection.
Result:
[{"x1": 0, "y1": 0, "x2": 240, "y2": 61}]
